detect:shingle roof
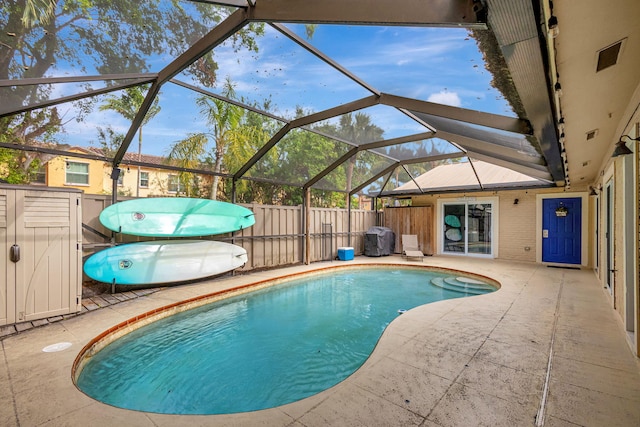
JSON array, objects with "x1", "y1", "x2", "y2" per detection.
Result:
[
  {"x1": 393, "y1": 160, "x2": 547, "y2": 193},
  {"x1": 75, "y1": 147, "x2": 167, "y2": 166}
]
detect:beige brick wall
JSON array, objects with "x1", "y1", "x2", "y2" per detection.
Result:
[
  {"x1": 410, "y1": 187, "x2": 578, "y2": 262},
  {"x1": 497, "y1": 190, "x2": 537, "y2": 262}
]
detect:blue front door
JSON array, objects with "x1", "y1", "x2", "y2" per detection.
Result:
[{"x1": 542, "y1": 198, "x2": 582, "y2": 264}]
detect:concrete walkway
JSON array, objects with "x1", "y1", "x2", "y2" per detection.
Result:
[{"x1": 1, "y1": 257, "x2": 639, "y2": 426}]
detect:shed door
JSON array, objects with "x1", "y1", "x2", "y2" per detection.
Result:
[
  {"x1": 542, "y1": 197, "x2": 582, "y2": 264},
  {"x1": 0, "y1": 189, "x2": 16, "y2": 325},
  {"x1": 14, "y1": 190, "x2": 81, "y2": 322}
]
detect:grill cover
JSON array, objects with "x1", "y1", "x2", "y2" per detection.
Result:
[{"x1": 364, "y1": 226, "x2": 395, "y2": 256}]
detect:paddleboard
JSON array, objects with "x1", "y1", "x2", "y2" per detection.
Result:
[
  {"x1": 99, "y1": 198, "x2": 255, "y2": 237},
  {"x1": 83, "y1": 240, "x2": 248, "y2": 285}
]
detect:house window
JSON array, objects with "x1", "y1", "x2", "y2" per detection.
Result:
[
  {"x1": 29, "y1": 164, "x2": 46, "y2": 184},
  {"x1": 139, "y1": 171, "x2": 149, "y2": 188},
  {"x1": 117, "y1": 171, "x2": 124, "y2": 186},
  {"x1": 65, "y1": 161, "x2": 89, "y2": 185},
  {"x1": 168, "y1": 174, "x2": 182, "y2": 193}
]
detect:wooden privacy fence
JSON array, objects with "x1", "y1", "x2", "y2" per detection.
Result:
[
  {"x1": 81, "y1": 195, "x2": 378, "y2": 278},
  {"x1": 383, "y1": 206, "x2": 435, "y2": 255}
]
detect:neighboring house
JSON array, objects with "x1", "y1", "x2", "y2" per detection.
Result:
[
  {"x1": 42, "y1": 147, "x2": 207, "y2": 197},
  {"x1": 45, "y1": 148, "x2": 106, "y2": 194}
]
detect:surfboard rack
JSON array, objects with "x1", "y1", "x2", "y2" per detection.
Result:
[{"x1": 85, "y1": 198, "x2": 254, "y2": 289}]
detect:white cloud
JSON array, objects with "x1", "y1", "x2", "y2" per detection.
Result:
[{"x1": 427, "y1": 90, "x2": 462, "y2": 107}]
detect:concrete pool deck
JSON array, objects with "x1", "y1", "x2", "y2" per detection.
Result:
[{"x1": 1, "y1": 256, "x2": 639, "y2": 426}]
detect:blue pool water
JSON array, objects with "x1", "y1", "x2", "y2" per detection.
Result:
[{"x1": 76, "y1": 267, "x2": 496, "y2": 414}]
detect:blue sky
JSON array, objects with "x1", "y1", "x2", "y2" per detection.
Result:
[{"x1": 55, "y1": 20, "x2": 513, "y2": 159}]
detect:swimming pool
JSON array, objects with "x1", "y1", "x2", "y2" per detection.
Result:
[{"x1": 74, "y1": 265, "x2": 497, "y2": 415}]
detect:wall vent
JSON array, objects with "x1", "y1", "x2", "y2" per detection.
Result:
[
  {"x1": 596, "y1": 40, "x2": 624, "y2": 72},
  {"x1": 586, "y1": 129, "x2": 599, "y2": 140}
]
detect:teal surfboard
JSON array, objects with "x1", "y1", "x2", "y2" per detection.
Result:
[
  {"x1": 83, "y1": 240, "x2": 248, "y2": 285},
  {"x1": 99, "y1": 198, "x2": 255, "y2": 237}
]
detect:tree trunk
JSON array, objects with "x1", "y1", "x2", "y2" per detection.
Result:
[
  {"x1": 345, "y1": 155, "x2": 355, "y2": 205},
  {"x1": 211, "y1": 154, "x2": 223, "y2": 200}
]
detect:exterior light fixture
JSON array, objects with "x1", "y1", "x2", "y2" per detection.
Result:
[
  {"x1": 611, "y1": 135, "x2": 639, "y2": 157},
  {"x1": 589, "y1": 186, "x2": 598, "y2": 196},
  {"x1": 548, "y1": 15, "x2": 559, "y2": 38},
  {"x1": 554, "y1": 81, "x2": 563, "y2": 96},
  {"x1": 558, "y1": 117, "x2": 565, "y2": 132}
]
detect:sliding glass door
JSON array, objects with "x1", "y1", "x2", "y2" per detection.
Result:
[
  {"x1": 442, "y1": 200, "x2": 494, "y2": 256},
  {"x1": 443, "y1": 204, "x2": 465, "y2": 253}
]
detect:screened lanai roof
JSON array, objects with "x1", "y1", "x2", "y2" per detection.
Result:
[{"x1": 0, "y1": 0, "x2": 562, "y2": 199}]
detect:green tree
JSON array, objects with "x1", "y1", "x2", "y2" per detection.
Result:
[
  {"x1": 0, "y1": 108, "x2": 64, "y2": 183},
  {"x1": 223, "y1": 111, "x2": 275, "y2": 203},
  {"x1": 335, "y1": 113, "x2": 384, "y2": 194},
  {"x1": 196, "y1": 78, "x2": 244, "y2": 200},
  {"x1": 0, "y1": 1, "x2": 263, "y2": 181},
  {"x1": 166, "y1": 78, "x2": 268, "y2": 200},
  {"x1": 311, "y1": 112, "x2": 384, "y2": 205},
  {"x1": 99, "y1": 85, "x2": 160, "y2": 196},
  {"x1": 165, "y1": 133, "x2": 208, "y2": 198},
  {"x1": 95, "y1": 125, "x2": 124, "y2": 157},
  {"x1": 20, "y1": 0, "x2": 56, "y2": 28}
]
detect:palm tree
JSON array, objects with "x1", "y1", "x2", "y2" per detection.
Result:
[
  {"x1": 166, "y1": 133, "x2": 208, "y2": 197},
  {"x1": 21, "y1": 0, "x2": 56, "y2": 28},
  {"x1": 336, "y1": 112, "x2": 384, "y2": 203},
  {"x1": 100, "y1": 85, "x2": 160, "y2": 196},
  {"x1": 196, "y1": 77, "x2": 243, "y2": 200},
  {"x1": 166, "y1": 78, "x2": 266, "y2": 200}
]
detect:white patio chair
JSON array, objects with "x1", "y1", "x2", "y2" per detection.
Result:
[{"x1": 401, "y1": 234, "x2": 424, "y2": 262}]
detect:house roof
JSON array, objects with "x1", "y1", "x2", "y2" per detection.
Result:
[
  {"x1": 389, "y1": 160, "x2": 550, "y2": 194},
  {"x1": 75, "y1": 147, "x2": 168, "y2": 167}
]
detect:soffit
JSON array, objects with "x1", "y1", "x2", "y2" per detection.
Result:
[{"x1": 553, "y1": 0, "x2": 640, "y2": 184}]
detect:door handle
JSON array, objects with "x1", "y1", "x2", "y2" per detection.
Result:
[{"x1": 10, "y1": 244, "x2": 20, "y2": 263}]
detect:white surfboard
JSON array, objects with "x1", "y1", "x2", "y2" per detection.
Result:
[{"x1": 84, "y1": 240, "x2": 247, "y2": 285}]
